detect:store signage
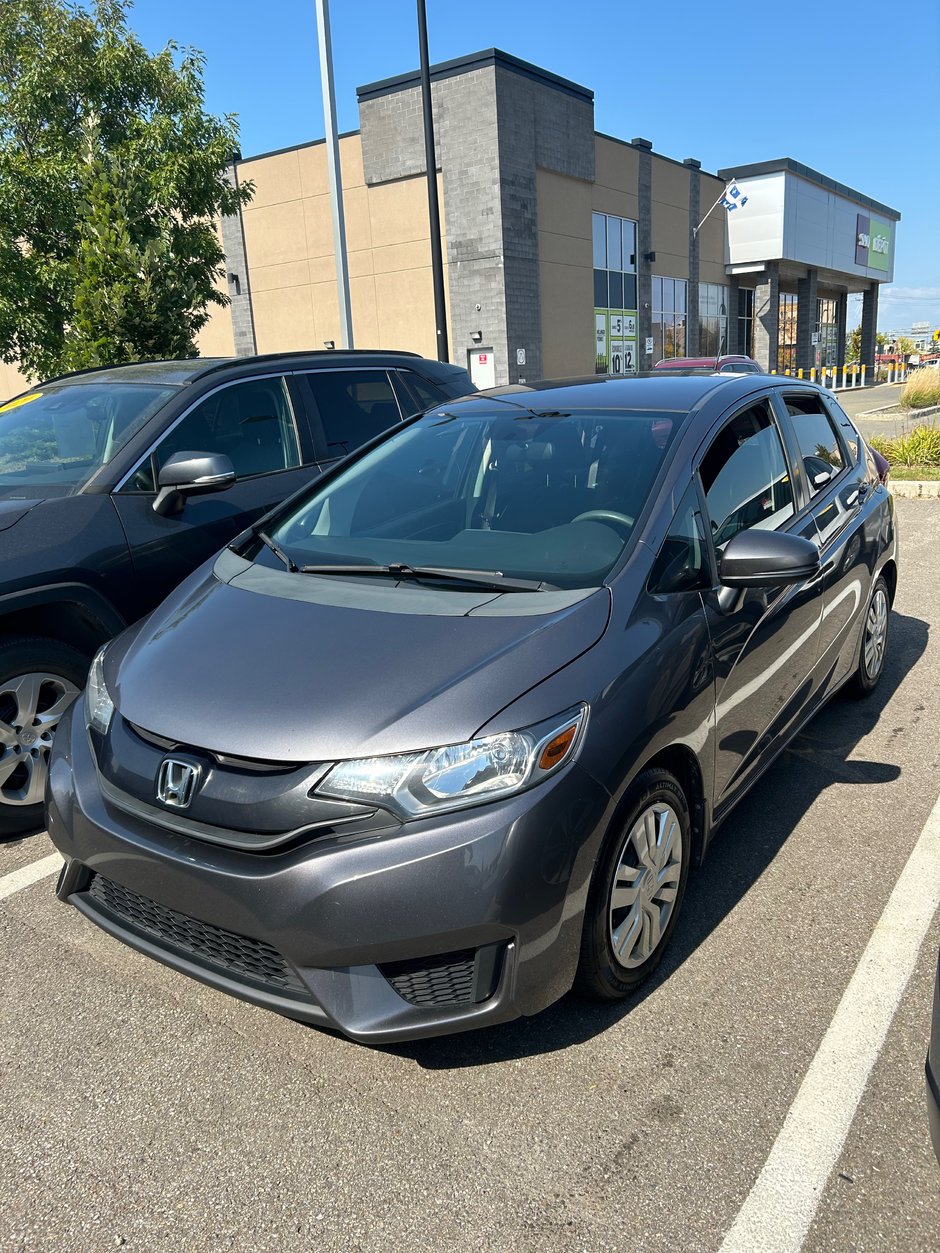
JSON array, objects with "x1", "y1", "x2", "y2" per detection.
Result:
[
  {"x1": 594, "y1": 308, "x2": 638, "y2": 375},
  {"x1": 855, "y1": 213, "x2": 890, "y2": 272}
]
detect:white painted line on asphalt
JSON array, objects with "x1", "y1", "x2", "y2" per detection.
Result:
[
  {"x1": 720, "y1": 791, "x2": 940, "y2": 1253},
  {"x1": 0, "y1": 851, "x2": 63, "y2": 903}
]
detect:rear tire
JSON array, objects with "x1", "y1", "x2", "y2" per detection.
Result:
[
  {"x1": 848, "y1": 575, "x2": 890, "y2": 699},
  {"x1": 0, "y1": 636, "x2": 89, "y2": 840},
  {"x1": 576, "y1": 768, "x2": 691, "y2": 1000}
]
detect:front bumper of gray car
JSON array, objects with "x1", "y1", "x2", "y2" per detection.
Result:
[{"x1": 46, "y1": 699, "x2": 611, "y2": 1043}]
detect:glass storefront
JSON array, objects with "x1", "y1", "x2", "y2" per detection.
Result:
[
  {"x1": 737, "y1": 288, "x2": 753, "y2": 357},
  {"x1": 816, "y1": 297, "x2": 840, "y2": 368},
  {"x1": 778, "y1": 293, "x2": 798, "y2": 374},
  {"x1": 699, "y1": 283, "x2": 730, "y2": 356},
  {"x1": 652, "y1": 276, "x2": 688, "y2": 361},
  {"x1": 593, "y1": 212, "x2": 638, "y2": 374}
]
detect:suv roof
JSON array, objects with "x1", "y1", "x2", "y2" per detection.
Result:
[{"x1": 41, "y1": 349, "x2": 437, "y2": 390}]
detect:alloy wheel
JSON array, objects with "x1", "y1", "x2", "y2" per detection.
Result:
[
  {"x1": 608, "y1": 802, "x2": 683, "y2": 969},
  {"x1": 0, "y1": 672, "x2": 79, "y2": 808},
  {"x1": 863, "y1": 586, "x2": 889, "y2": 680}
]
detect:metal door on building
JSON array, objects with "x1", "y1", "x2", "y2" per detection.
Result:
[{"x1": 468, "y1": 349, "x2": 496, "y2": 389}]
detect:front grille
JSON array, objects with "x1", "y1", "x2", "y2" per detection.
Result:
[
  {"x1": 380, "y1": 949, "x2": 477, "y2": 1007},
  {"x1": 85, "y1": 873, "x2": 309, "y2": 998}
]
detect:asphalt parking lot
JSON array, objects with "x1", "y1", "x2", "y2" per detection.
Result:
[{"x1": 2, "y1": 498, "x2": 939, "y2": 1253}]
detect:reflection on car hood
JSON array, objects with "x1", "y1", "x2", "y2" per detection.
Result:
[
  {"x1": 0, "y1": 498, "x2": 41, "y2": 532},
  {"x1": 111, "y1": 557, "x2": 611, "y2": 762}
]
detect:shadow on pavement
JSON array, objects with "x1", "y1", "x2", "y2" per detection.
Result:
[{"x1": 386, "y1": 608, "x2": 929, "y2": 1070}]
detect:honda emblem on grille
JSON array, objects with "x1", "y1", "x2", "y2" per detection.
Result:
[{"x1": 156, "y1": 758, "x2": 199, "y2": 809}]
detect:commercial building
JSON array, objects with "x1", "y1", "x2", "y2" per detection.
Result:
[{"x1": 0, "y1": 47, "x2": 901, "y2": 398}]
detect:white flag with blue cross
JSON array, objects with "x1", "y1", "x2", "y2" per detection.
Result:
[{"x1": 721, "y1": 180, "x2": 749, "y2": 212}]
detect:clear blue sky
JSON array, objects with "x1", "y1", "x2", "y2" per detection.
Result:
[{"x1": 126, "y1": 0, "x2": 940, "y2": 336}]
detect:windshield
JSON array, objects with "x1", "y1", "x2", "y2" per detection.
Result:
[
  {"x1": 260, "y1": 406, "x2": 682, "y2": 589},
  {"x1": 0, "y1": 383, "x2": 175, "y2": 499}
]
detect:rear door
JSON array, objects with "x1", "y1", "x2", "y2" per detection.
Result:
[
  {"x1": 772, "y1": 388, "x2": 879, "y2": 692},
  {"x1": 110, "y1": 374, "x2": 315, "y2": 618}
]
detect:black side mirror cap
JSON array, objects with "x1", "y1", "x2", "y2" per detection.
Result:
[
  {"x1": 153, "y1": 451, "x2": 236, "y2": 517},
  {"x1": 718, "y1": 528, "x2": 820, "y2": 588}
]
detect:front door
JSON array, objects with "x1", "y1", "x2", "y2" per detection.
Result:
[
  {"x1": 697, "y1": 397, "x2": 823, "y2": 814},
  {"x1": 110, "y1": 375, "x2": 315, "y2": 619}
]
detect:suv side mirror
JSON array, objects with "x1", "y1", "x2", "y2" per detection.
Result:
[
  {"x1": 153, "y1": 451, "x2": 236, "y2": 517},
  {"x1": 719, "y1": 529, "x2": 820, "y2": 588}
]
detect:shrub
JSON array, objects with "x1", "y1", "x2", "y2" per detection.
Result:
[
  {"x1": 870, "y1": 423, "x2": 940, "y2": 467},
  {"x1": 900, "y1": 371, "x2": 940, "y2": 410}
]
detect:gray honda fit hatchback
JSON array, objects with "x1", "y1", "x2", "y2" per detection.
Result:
[{"x1": 47, "y1": 374, "x2": 898, "y2": 1042}]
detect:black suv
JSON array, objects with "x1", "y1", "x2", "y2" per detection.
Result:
[{"x1": 0, "y1": 349, "x2": 473, "y2": 836}]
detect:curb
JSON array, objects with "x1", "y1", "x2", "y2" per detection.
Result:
[
  {"x1": 890, "y1": 481, "x2": 940, "y2": 499},
  {"x1": 859, "y1": 404, "x2": 940, "y2": 420}
]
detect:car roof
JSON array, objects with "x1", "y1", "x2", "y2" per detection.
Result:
[
  {"x1": 440, "y1": 371, "x2": 785, "y2": 414},
  {"x1": 39, "y1": 349, "x2": 445, "y2": 390}
]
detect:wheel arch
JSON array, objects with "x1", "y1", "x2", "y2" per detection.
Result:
[
  {"x1": 606, "y1": 743, "x2": 708, "y2": 868},
  {"x1": 0, "y1": 584, "x2": 124, "y2": 660}
]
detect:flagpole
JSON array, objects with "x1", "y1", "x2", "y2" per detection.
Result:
[{"x1": 692, "y1": 182, "x2": 731, "y2": 238}]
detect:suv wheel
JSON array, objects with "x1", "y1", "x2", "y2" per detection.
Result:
[
  {"x1": 0, "y1": 637, "x2": 88, "y2": 839},
  {"x1": 576, "y1": 768, "x2": 691, "y2": 1000}
]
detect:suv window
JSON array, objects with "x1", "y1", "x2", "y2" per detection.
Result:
[
  {"x1": 784, "y1": 395, "x2": 846, "y2": 497},
  {"x1": 700, "y1": 402, "x2": 794, "y2": 549},
  {"x1": 126, "y1": 376, "x2": 299, "y2": 492},
  {"x1": 306, "y1": 370, "x2": 402, "y2": 459},
  {"x1": 399, "y1": 371, "x2": 447, "y2": 414}
]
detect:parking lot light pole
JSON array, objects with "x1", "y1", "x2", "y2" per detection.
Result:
[
  {"x1": 315, "y1": 0, "x2": 353, "y2": 349},
  {"x1": 417, "y1": 0, "x2": 449, "y2": 362}
]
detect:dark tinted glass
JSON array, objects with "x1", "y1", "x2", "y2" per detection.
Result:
[
  {"x1": 608, "y1": 271, "x2": 624, "y2": 309},
  {"x1": 306, "y1": 370, "x2": 401, "y2": 458},
  {"x1": 786, "y1": 403, "x2": 845, "y2": 496},
  {"x1": 648, "y1": 482, "x2": 709, "y2": 593},
  {"x1": 700, "y1": 403, "x2": 794, "y2": 548},
  {"x1": 400, "y1": 372, "x2": 446, "y2": 414},
  {"x1": 594, "y1": 269, "x2": 608, "y2": 308},
  {"x1": 622, "y1": 274, "x2": 638, "y2": 310}
]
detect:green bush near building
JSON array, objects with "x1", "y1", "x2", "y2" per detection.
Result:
[
  {"x1": 869, "y1": 423, "x2": 940, "y2": 472},
  {"x1": 899, "y1": 371, "x2": 940, "y2": 410}
]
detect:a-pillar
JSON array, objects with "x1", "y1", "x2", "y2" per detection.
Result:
[
  {"x1": 752, "y1": 263, "x2": 779, "y2": 372},
  {"x1": 796, "y1": 268, "x2": 819, "y2": 371},
  {"x1": 860, "y1": 282, "x2": 879, "y2": 373}
]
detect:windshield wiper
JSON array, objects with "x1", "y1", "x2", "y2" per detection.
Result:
[
  {"x1": 297, "y1": 562, "x2": 551, "y2": 592},
  {"x1": 256, "y1": 530, "x2": 298, "y2": 572}
]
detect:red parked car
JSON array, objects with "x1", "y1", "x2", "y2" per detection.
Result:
[{"x1": 655, "y1": 355, "x2": 762, "y2": 374}]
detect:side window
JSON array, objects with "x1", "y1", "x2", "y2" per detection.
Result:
[
  {"x1": 648, "y1": 482, "x2": 710, "y2": 594},
  {"x1": 783, "y1": 395, "x2": 846, "y2": 497},
  {"x1": 125, "y1": 377, "x2": 299, "y2": 491},
  {"x1": 823, "y1": 395, "x2": 861, "y2": 464},
  {"x1": 699, "y1": 402, "x2": 794, "y2": 549},
  {"x1": 399, "y1": 371, "x2": 446, "y2": 415},
  {"x1": 306, "y1": 370, "x2": 402, "y2": 459}
]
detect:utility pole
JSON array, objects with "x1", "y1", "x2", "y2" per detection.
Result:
[
  {"x1": 314, "y1": 0, "x2": 353, "y2": 348},
  {"x1": 417, "y1": 0, "x2": 449, "y2": 362}
]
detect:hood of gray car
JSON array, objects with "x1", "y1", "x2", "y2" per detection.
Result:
[
  {"x1": 0, "y1": 497, "x2": 41, "y2": 532},
  {"x1": 111, "y1": 554, "x2": 611, "y2": 762}
]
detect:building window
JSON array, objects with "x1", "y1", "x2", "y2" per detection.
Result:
[
  {"x1": 593, "y1": 212, "x2": 638, "y2": 375},
  {"x1": 816, "y1": 297, "x2": 839, "y2": 368},
  {"x1": 737, "y1": 288, "x2": 754, "y2": 358},
  {"x1": 652, "y1": 275, "x2": 688, "y2": 362},
  {"x1": 777, "y1": 293, "x2": 798, "y2": 374},
  {"x1": 699, "y1": 283, "x2": 730, "y2": 357}
]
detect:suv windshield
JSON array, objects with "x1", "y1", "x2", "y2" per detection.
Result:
[
  {"x1": 0, "y1": 383, "x2": 175, "y2": 499},
  {"x1": 261, "y1": 406, "x2": 681, "y2": 589}
]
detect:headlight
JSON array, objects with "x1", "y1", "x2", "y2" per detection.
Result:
[
  {"x1": 84, "y1": 646, "x2": 115, "y2": 735},
  {"x1": 319, "y1": 705, "x2": 587, "y2": 818}
]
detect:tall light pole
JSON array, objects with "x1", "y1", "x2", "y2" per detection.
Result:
[
  {"x1": 417, "y1": 0, "x2": 449, "y2": 362},
  {"x1": 314, "y1": 0, "x2": 353, "y2": 349}
]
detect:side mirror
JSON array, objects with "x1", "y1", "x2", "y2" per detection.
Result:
[
  {"x1": 153, "y1": 451, "x2": 236, "y2": 517},
  {"x1": 719, "y1": 529, "x2": 820, "y2": 588}
]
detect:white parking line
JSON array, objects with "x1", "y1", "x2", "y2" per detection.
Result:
[
  {"x1": 0, "y1": 851, "x2": 63, "y2": 903},
  {"x1": 720, "y1": 792, "x2": 940, "y2": 1253}
]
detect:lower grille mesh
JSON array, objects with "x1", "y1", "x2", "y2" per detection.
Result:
[
  {"x1": 85, "y1": 873, "x2": 308, "y2": 997},
  {"x1": 380, "y1": 949, "x2": 477, "y2": 1007}
]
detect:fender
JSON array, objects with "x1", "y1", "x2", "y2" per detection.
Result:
[{"x1": 0, "y1": 581, "x2": 127, "y2": 642}]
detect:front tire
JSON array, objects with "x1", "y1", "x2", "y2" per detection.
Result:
[
  {"x1": 0, "y1": 636, "x2": 88, "y2": 839},
  {"x1": 576, "y1": 768, "x2": 691, "y2": 1000}
]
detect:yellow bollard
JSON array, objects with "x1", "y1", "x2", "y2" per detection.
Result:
[
  {"x1": 861, "y1": 365, "x2": 867, "y2": 387},
  {"x1": 797, "y1": 368, "x2": 803, "y2": 379}
]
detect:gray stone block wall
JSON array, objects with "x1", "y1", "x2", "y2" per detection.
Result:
[
  {"x1": 836, "y1": 292, "x2": 848, "y2": 370},
  {"x1": 636, "y1": 142, "x2": 652, "y2": 367},
  {"x1": 796, "y1": 268, "x2": 818, "y2": 371},
  {"x1": 860, "y1": 282, "x2": 879, "y2": 370},
  {"x1": 685, "y1": 158, "x2": 701, "y2": 357},
  {"x1": 752, "y1": 263, "x2": 779, "y2": 372},
  {"x1": 219, "y1": 165, "x2": 257, "y2": 357},
  {"x1": 358, "y1": 54, "x2": 594, "y2": 385}
]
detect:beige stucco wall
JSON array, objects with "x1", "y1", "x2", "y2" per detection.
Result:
[
  {"x1": 650, "y1": 158, "x2": 691, "y2": 281},
  {"x1": 537, "y1": 169, "x2": 594, "y2": 378},
  {"x1": 211, "y1": 133, "x2": 447, "y2": 360},
  {"x1": 593, "y1": 137, "x2": 640, "y2": 221},
  {"x1": 0, "y1": 360, "x2": 31, "y2": 401},
  {"x1": 698, "y1": 172, "x2": 728, "y2": 284}
]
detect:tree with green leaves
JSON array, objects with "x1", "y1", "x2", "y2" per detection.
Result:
[{"x1": 0, "y1": 0, "x2": 251, "y2": 380}]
